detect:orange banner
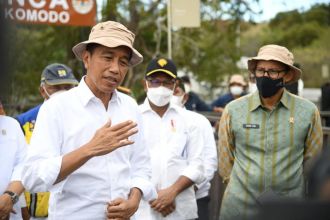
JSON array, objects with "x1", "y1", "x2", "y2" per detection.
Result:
[{"x1": 2, "y1": 0, "x2": 96, "y2": 26}]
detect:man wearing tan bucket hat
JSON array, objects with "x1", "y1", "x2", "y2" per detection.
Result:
[
  {"x1": 22, "y1": 21, "x2": 156, "y2": 220},
  {"x1": 218, "y1": 44, "x2": 323, "y2": 220}
]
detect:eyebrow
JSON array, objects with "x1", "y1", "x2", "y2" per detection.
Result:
[{"x1": 101, "y1": 49, "x2": 130, "y2": 61}]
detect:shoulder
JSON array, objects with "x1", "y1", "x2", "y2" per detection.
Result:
[
  {"x1": 117, "y1": 91, "x2": 138, "y2": 107},
  {"x1": 0, "y1": 115, "x2": 21, "y2": 131},
  {"x1": 290, "y1": 93, "x2": 318, "y2": 111},
  {"x1": 15, "y1": 104, "x2": 42, "y2": 125},
  {"x1": 226, "y1": 93, "x2": 251, "y2": 110}
]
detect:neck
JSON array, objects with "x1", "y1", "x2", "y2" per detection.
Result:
[
  {"x1": 260, "y1": 88, "x2": 284, "y2": 110},
  {"x1": 84, "y1": 77, "x2": 112, "y2": 109},
  {"x1": 149, "y1": 100, "x2": 169, "y2": 117}
]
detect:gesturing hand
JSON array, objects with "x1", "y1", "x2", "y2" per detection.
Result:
[{"x1": 87, "y1": 119, "x2": 138, "y2": 157}]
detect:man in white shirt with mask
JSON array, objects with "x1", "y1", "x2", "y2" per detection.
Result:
[
  {"x1": 16, "y1": 63, "x2": 78, "y2": 220},
  {"x1": 171, "y1": 78, "x2": 218, "y2": 220},
  {"x1": 135, "y1": 58, "x2": 204, "y2": 220}
]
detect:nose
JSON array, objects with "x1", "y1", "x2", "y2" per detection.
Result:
[{"x1": 108, "y1": 60, "x2": 120, "y2": 74}]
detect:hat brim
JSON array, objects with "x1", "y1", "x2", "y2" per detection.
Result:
[
  {"x1": 247, "y1": 55, "x2": 302, "y2": 84},
  {"x1": 72, "y1": 37, "x2": 143, "y2": 67},
  {"x1": 146, "y1": 69, "x2": 177, "y2": 78},
  {"x1": 44, "y1": 79, "x2": 79, "y2": 86}
]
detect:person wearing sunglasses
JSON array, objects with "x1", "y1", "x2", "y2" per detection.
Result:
[{"x1": 218, "y1": 44, "x2": 323, "y2": 220}]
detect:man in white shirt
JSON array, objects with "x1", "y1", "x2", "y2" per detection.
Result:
[
  {"x1": 22, "y1": 21, "x2": 156, "y2": 220},
  {"x1": 0, "y1": 115, "x2": 27, "y2": 220},
  {"x1": 135, "y1": 58, "x2": 204, "y2": 220},
  {"x1": 171, "y1": 78, "x2": 218, "y2": 220}
]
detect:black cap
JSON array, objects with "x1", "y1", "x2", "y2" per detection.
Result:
[
  {"x1": 145, "y1": 58, "x2": 177, "y2": 78},
  {"x1": 41, "y1": 63, "x2": 78, "y2": 86}
]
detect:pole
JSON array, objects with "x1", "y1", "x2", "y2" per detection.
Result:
[{"x1": 167, "y1": 0, "x2": 172, "y2": 59}]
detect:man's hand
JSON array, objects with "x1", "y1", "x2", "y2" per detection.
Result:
[
  {"x1": 106, "y1": 197, "x2": 139, "y2": 220},
  {"x1": 149, "y1": 187, "x2": 177, "y2": 217},
  {"x1": 86, "y1": 119, "x2": 138, "y2": 157},
  {"x1": 0, "y1": 194, "x2": 15, "y2": 220}
]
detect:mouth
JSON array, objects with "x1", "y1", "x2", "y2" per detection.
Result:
[{"x1": 103, "y1": 76, "x2": 118, "y2": 86}]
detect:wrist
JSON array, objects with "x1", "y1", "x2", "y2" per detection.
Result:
[
  {"x1": 3, "y1": 190, "x2": 19, "y2": 204},
  {"x1": 81, "y1": 143, "x2": 95, "y2": 158}
]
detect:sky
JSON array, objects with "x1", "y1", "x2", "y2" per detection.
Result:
[
  {"x1": 250, "y1": 0, "x2": 330, "y2": 22},
  {"x1": 96, "y1": 0, "x2": 329, "y2": 22}
]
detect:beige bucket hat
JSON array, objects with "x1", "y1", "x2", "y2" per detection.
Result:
[
  {"x1": 247, "y1": 44, "x2": 301, "y2": 84},
  {"x1": 72, "y1": 21, "x2": 143, "y2": 67}
]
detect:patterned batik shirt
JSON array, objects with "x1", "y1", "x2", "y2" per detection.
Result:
[{"x1": 218, "y1": 89, "x2": 323, "y2": 220}]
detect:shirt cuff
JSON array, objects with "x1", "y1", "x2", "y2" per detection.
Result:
[
  {"x1": 23, "y1": 156, "x2": 62, "y2": 192},
  {"x1": 131, "y1": 177, "x2": 157, "y2": 201},
  {"x1": 181, "y1": 166, "x2": 205, "y2": 184}
]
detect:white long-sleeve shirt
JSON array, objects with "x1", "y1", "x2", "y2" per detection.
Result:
[
  {"x1": 185, "y1": 110, "x2": 218, "y2": 199},
  {"x1": 135, "y1": 100, "x2": 204, "y2": 220},
  {"x1": 22, "y1": 79, "x2": 156, "y2": 220},
  {"x1": 0, "y1": 115, "x2": 27, "y2": 220}
]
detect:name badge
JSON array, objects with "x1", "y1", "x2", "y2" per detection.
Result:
[{"x1": 243, "y1": 124, "x2": 260, "y2": 129}]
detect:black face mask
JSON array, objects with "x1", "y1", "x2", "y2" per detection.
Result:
[{"x1": 256, "y1": 76, "x2": 284, "y2": 98}]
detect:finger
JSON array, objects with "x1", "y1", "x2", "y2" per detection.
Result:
[
  {"x1": 112, "y1": 122, "x2": 138, "y2": 138},
  {"x1": 108, "y1": 198, "x2": 124, "y2": 207},
  {"x1": 118, "y1": 139, "x2": 135, "y2": 147},
  {"x1": 103, "y1": 119, "x2": 112, "y2": 128},
  {"x1": 109, "y1": 120, "x2": 136, "y2": 133}
]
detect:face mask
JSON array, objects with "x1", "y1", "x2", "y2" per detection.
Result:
[
  {"x1": 147, "y1": 86, "x2": 174, "y2": 107},
  {"x1": 43, "y1": 85, "x2": 66, "y2": 100},
  {"x1": 170, "y1": 95, "x2": 185, "y2": 107},
  {"x1": 230, "y1": 86, "x2": 243, "y2": 96},
  {"x1": 248, "y1": 82, "x2": 258, "y2": 93},
  {"x1": 256, "y1": 76, "x2": 284, "y2": 98}
]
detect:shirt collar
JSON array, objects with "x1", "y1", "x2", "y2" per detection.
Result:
[
  {"x1": 140, "y1": 98, "x2": 178, "y2": 114},
  {"x1": 249, "y1": 89, "x2": 291, "y2": 112},
  {"x1": 77, "y1": 76, "x2": 121, "y2": 107}
]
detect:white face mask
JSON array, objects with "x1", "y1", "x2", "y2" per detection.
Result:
[
  {"x1": 43, "y1": 86, "x2": 66, "y2": 100},
  {"x1": 147, "y1": 85, "x2": 174, "y2": 107},
  {"x1": 170, "y1": 95, "x2": 184, "y2": 107},
  {"x1": 230, "y1": 86, "x2": 243, "y2": 96}
]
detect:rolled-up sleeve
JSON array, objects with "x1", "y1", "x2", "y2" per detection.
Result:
[
  {"x1": 196, "y1": 116, "x2": 218, "y2": 189},
  {"x1": 129, "y1": 113, "x2": 157, "y2": 201},
  {"x1": 181, "y1": 118, "x2": 204, "y2": 184},
  {"x1": 22, "y1": 102, "x2": 63, "y2": 193}
]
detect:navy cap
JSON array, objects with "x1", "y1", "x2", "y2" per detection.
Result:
[
  {"x1": 41, "y1": 63, "x2": 78, "y2": 86},
  {"x1": 145, "y1": 58, "x2": 177, "y2": 78}
]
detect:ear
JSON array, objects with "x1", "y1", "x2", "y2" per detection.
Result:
[
  {"x1": 142, "y1": 79, "x2": 148, "y2": 92},
  {"x1": 39, "y1": 86, "x2": 48, "y2": 100},
  {"x1": 82, "y1": 50, "x2": 90, "y2": 70},
  {"x1": 284, "y1": 71, "x2": 294, "y2": 84}
]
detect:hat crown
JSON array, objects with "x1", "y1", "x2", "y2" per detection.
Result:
[
  {"x1": 258, "y1": 44, "x2": 294, "y2": 66},
  {"x1": 89, "y1": 21, "x2": 135, "y2": 46},
  {"x1": 41, "y1": 63, "x2": 77, "y2": 85},
  {"x1": 145, "y1": 58, "x2": 177, "y2": 78}
]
